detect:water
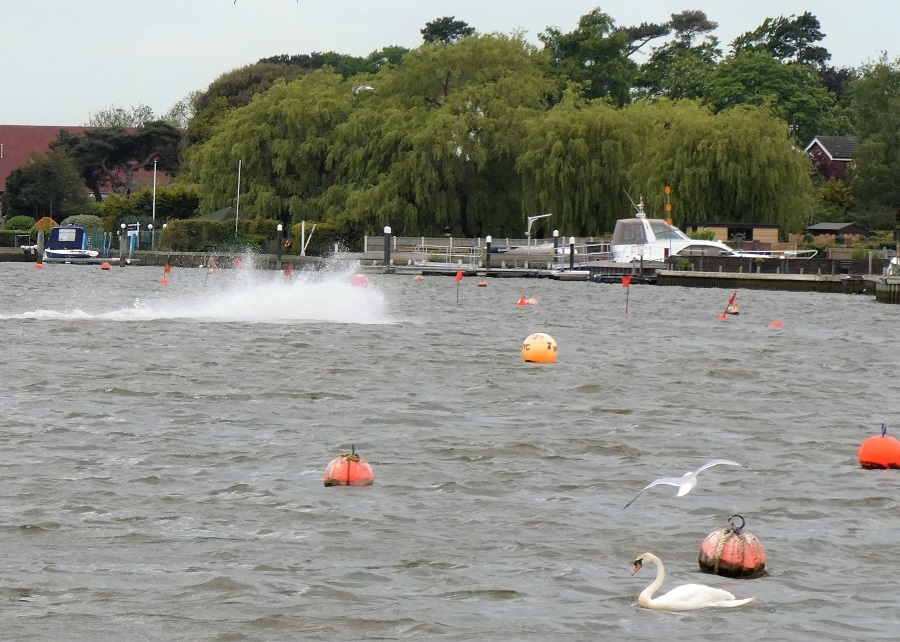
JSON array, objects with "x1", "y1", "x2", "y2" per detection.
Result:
[{"x1": 0, "y1": 260, "x2": 898, "y2": 640}]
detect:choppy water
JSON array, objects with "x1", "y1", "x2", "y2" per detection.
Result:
[{"x1": 0, "y1": 259, "x2": 898, "y2": 641}]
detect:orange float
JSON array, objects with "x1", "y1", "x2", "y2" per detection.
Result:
[
  {"x1": 351, "y1": 274, "x2": 369, "y2": 287},
  {"x1": 699, "y1": 514, "x2": 766, "y2": 578},
  {"x1": 769, "y1": 321, "x2": 784, "y2": 328},
  {"x1": 859, "y1": 424, "x2": 900, "y2": 469},
  {"x1": 35, "y1": 262, "x2": 43, "y2": 269},
  {"x1": 522, "y1": 332, "x2": 557, "y2": 363},
  {"x1": 414, "y1": 275, "x2": 425, "y2": 281},
  {"x1": 477, "y1": 280, "x2": 487, "y2": 287},
  {"x1": 516, "y1": 295, "x2": 528, "y2": 307},
  {"x1": 101, "y1": 262, "x2": 111, "y2": 270},
  {"x1": 323, "y1": 445, "x2": 374, "y2": 486}
]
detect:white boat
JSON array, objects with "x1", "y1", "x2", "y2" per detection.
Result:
[
  {"x1": 609, "y1": 201, "x2": 816, "y2": 262},
  {"x1": 43, "y1": 225, "x2": 99, "y2": 261}
]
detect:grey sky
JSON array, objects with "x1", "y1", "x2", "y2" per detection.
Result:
[{"x1": 2, "y1": 0, "x2": 895, "y2": 126}]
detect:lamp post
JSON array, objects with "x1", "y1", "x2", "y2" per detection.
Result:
[
  {"x1": 151, "y1": 159, "x2": 157, "y2": 226},
  {"x1": 148, "y1": 224, "x2": 154, "y2": 251}
]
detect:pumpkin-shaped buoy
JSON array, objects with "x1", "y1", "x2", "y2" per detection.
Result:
[
  {"x1": 522, "y1": 332, "x2": 557, "y2": 363},
  {"x1": 323, "y1": 445, "x2": 374, "y2": 487},
  {"x1": 859, "y1": 423, "x2": 900, "y2": 469},
  {"x1": 699, "y1": 514, "x2": 766, "y2": 578}
]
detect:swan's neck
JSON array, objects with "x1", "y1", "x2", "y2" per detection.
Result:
[{"x1": 639, "y1": 557, "x2": 665, "y2": 607}]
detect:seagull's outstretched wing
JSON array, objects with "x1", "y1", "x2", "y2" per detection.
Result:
[
  {"x1": 623, "y1": 476, "x2": 684, "y2": 509},
  {"x1": 693, "y1": 459, "x2": 743, "y2": 474}
]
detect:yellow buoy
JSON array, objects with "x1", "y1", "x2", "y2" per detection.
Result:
[{"x1": 522, "y1": 332, "x2": 557, "y2": 363}]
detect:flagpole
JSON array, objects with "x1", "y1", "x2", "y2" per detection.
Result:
[{"x1": 720, "y1": 290, "x2": 738, "y2": 319}]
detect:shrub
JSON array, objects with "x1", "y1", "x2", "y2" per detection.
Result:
[
  {"x1": 60, "y1": 214, "x2": 104, "y2": 233},
  {"x1": 3, "y1": 215, "x2": 36, "y2": 230}
]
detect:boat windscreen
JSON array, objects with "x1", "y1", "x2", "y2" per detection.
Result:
[
  {"x1": 648, "y1": 220, "x2": 690, "y2": 241},
  {"x1": 610, "y1": 220, "x2": 648, "y2": 244}
]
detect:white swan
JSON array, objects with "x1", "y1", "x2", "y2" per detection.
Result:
[{"x1": 631, "y1": 552, "x2": 756, "y2": 611}]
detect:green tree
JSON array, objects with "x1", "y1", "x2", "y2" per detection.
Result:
[
  {"x1": 731, "y1": 12, "x2": 830, "y2": 67},
  {"x1": 52, "y1": 122, "x2": 182, "y2": 200},
  {"x1": 421, "y1": 16, "x2": 475, "y2": 44},
  {"x1": 629, "y1": 101, "x2": 815, "y2": 232},
  {"x1": 186, "y1": 62, "x2": 309, "y2": 146},
  {"x1": 2, "y1": 150, "x2": 88, "y2": 219},
  {"x1": 847, "y1": 55, "x2": 900, "y2": 209},
  {"x1": 539, "y1": 8, "x2": 636, "y2": 106},
  {"x1": 324, "y1": 34, "x2": 553, "y2": 237},
  {"x1": 703, "y1": 50, "x2": 834, "y2": 144}
]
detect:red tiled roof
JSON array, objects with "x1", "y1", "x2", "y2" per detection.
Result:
[{"x1": 0, "y1": 124, "x2": 169, "y2": 193}]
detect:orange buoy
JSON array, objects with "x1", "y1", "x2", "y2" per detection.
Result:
[
  {"x1": 101, "y1": 262, "x2": 111, "y2": 270},
  {"x1": 516, "y1": 295, "x2": 528, "y2": 307},
  {"x1": 859, "y1": 424, "x2": 900, "y2": 469},
  {"x1": 478, "y1": 280, "x2": 487, "y2": 287},
  {"x1": 522, "y1": 332, "x2": 557, "y2": 363},
  {"x1": 351, "y1": 274, "x2": 369, "y2": 287},
  {"x1": 160, "y1": 277, "x2": 169, "y2": 284},
  {"x1": 323, "y1": 445, "x2": 374, "y2": 486},
  {"x1": 35, "y1": 262, "x2": 43, "y2": 269},
  {"x1": 414, "y1": 275, "x2": 425, "y2": 281},
  {"x1": 699, "y1": 514, "x2": 766, "y2": 578},
  {"x1": 768, "y1": 321, "x2": 783, "y2": 328}
]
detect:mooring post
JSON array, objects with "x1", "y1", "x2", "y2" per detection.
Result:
[
  {"x1": 485, "y1": 235, "x2": 492, "y2": 271},
  {"x1": 276, "y1": 223, "x2": 283, "y2": 271},
  {"x1": 119, "y1": 223, "x2": 127, "y2": 267},
  {"x1": 383, "y1": 226, "x2": 392, "y2": 273},
  {"x1": 569, "y1": 237, "x2": 575, "y2": 270}
]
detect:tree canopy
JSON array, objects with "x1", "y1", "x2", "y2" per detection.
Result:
[{"x1": 2, "y1": 150, "x2": 88, "y2": 219}]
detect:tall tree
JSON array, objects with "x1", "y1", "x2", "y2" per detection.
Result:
[
  {"x1": 731, "y1": 12, "x2": 830, "y2": 67},
  {"x1": 703, "y1": 50, "x2": 834, "y2": 144},
  {"x1": 2, "y1": 150, "x2": 88, "y2": 219},
  {"x1": 539, "y1": 8, "x2": 636, "y2": 106},
  {"x1": 848, "y1": 55, "x2": 900, "y2": 209},
  {"x1": 87, "y1": 104, "x2": 156, "y2": 127},
  {"x1": 421, "y1": 17, "x2": 475, "y2": 44},
  {"x1": 51, "y1": 122, "x2": 182, "y2": 201}
]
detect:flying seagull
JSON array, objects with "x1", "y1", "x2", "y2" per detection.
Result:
[
  {"x1": 352, "y1": 85, "x2": 377, "y2": 96},
  {"x1": 623, "y1": 459, "x2": 744, "y2": 509}
]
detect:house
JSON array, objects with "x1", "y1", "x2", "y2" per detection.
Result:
[
  {"x1": 685, "y1": 222, "x2": 780, "y2": 247},
  {"x1": 0, "y1": 124, "x2": 166, "y2": 211},
  {"x1": 804, "y1": 136, "x2": 861, "y2": 181},
  {"x1": 805, "y1": 222, "x2": 871, "y2": 243}
]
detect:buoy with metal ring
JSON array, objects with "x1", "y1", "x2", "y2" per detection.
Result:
[
  {"x1": 859, "y1": 423, "x2": 900, "y2": 469},
  {"x1": 522, "y1": 332, "x2": 557, "y2": 363},
  {"x1": 698, "y1": 514, "x2": 766, "y2": 578},
  {"x1": 323, "y1": 445, "x2": 374, "y2": 487}
]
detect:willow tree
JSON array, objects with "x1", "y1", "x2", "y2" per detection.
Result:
[
  {"x1": 629, "y1": 100, "x2": 815, "y2": 232},
  {"x1": 189, "y1": 69, "x2": 353, "y2": 222},
  {"x1": 321, "y1": 33, "x2": 554, "y2": 237},
  {"x1": 517, "y1": 89, "x2": 645, "y2": 236}
]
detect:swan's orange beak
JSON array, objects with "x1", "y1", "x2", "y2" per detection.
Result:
[{"x1": 631, "y1": 559, "x2": 643, "y2": 575}]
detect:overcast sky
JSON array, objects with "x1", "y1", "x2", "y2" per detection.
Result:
[{"x1": 2, "y1": 0, "x2": 895, "y2": 126}]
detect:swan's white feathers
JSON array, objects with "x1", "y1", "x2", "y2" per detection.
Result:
[{"x1": 632, "y1": 552, "x2": 755, "y2": 611}]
